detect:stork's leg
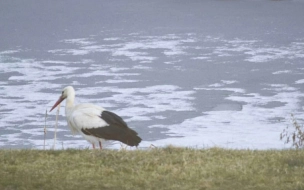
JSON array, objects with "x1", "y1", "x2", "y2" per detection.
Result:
[
  {"x1": 99, "y1": 141, "x2": 102, "y2": 150},
  {"x1": 92, "y1": 143, "x2": 95, "y2": 149}
]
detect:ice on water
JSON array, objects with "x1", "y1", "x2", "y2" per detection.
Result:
[{"x1": 1, "y1": 0, "x2": 304, "y2": 150}]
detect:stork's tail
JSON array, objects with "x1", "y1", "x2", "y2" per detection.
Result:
[{"x1": 122, "y1": 129, "x2": 142, "y2": 147}]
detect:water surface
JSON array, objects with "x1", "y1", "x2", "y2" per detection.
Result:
[{"x1": 1, "y1": 0, "x2": 304, "y2": 149}]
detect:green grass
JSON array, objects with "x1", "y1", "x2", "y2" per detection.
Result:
[{"x1": 0, "y1": 147, "x2": 304, "y2": 190}]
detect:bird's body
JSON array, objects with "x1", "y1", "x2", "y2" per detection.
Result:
[{"x1": 50, "y1": 86, "x2": 141, "y2": 149}]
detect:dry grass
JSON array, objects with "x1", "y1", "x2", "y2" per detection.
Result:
[
  {"x1": 281, "y1": 114, "x2": 304, "y2": 149},
  {"x1": 0, "y1": 147, "x2": 304, "y2": 190}
]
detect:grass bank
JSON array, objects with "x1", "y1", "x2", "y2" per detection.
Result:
[{"x1": 0, "y1": 147, "x2": 304, "y2": 190}]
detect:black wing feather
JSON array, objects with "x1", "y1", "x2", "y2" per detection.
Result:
[{"x1": 81, "y1": 111, "x2": 142, "y2": 146}]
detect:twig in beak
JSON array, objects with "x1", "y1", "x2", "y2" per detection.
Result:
[
  {"x1": 44, "y1": 110, "x2": 48, "y2": 150},
  {"x1": 53, "y1": 103, "x2": 61, "y2": 150}
]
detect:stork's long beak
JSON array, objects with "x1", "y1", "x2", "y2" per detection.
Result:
[{"x1": 50, "y1": 96, "x2": 65, "y2": 112}]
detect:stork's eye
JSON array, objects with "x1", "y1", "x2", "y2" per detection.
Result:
[{"x1": 61, "y1": 91, "x2": 64, "y2": 95}]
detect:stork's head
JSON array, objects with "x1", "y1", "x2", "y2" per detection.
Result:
[{"x1": 50, "y1": 86, "x2": 75, "y2": 112}]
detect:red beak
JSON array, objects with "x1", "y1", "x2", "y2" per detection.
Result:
[{"x1": 50, "y1": 96, "x2": 65, "y2": 112}]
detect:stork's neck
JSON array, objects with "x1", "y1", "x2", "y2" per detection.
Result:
[{"x1": 65, "y1": 91, "x2": 75, "y2": 114}]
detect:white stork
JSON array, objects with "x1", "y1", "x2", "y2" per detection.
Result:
[{"x1": 49, "y1": 86, "x2": 142, "y2": 149}]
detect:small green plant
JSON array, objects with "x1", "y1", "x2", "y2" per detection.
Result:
[{"x1": 280, "y1": 114, "x2": 304, "y2": 149}]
